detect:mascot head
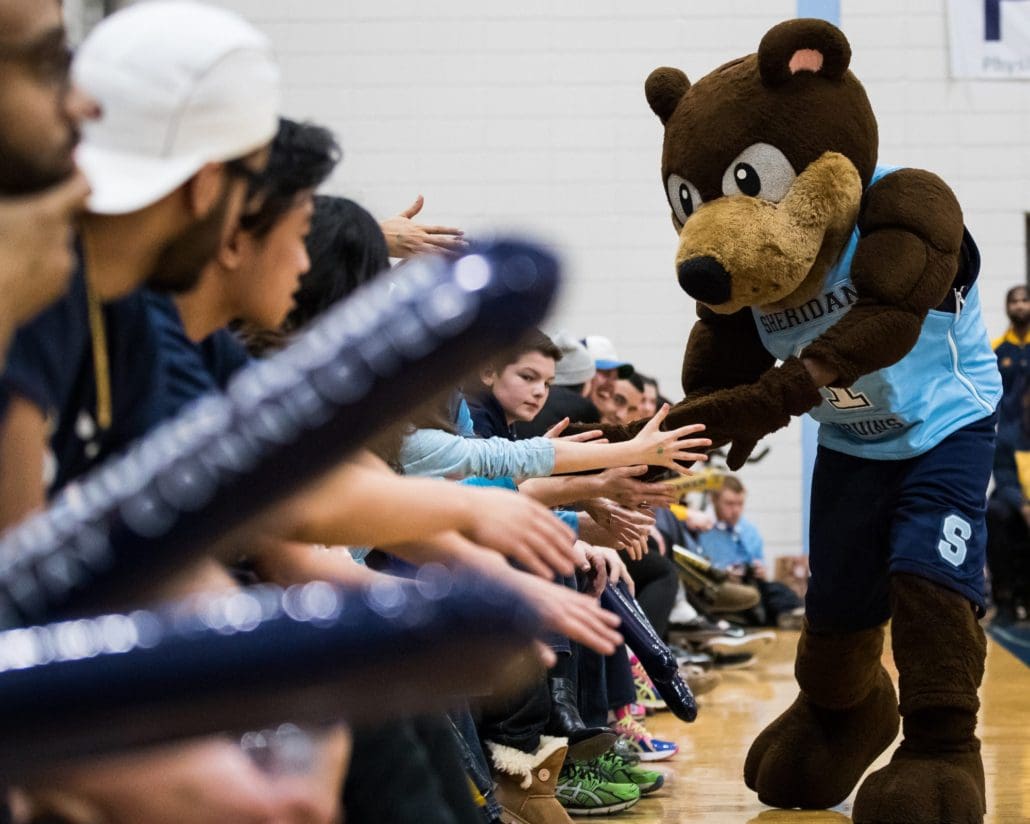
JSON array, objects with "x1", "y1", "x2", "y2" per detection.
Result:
[{"x1": 646, "y1": 19, "x2": 877, "y2": 314}]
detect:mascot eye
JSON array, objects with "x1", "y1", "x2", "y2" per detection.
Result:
[
  {"x1": 721, "y1": 143, "x2": 796, "y2": 203},
  {"x1": 666, "y1": 174, "x2": 703, "y2": 225}
]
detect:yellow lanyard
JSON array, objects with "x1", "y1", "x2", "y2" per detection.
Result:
[{"x1": 84, "y1": 270, "x2": 112, "y2": 432}]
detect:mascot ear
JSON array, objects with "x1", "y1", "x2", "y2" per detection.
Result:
[
  {"x1": 645, "y1": 67, "x2": 691, "y2": 125},
  {"x1": 757, "y1": 18, "x2": 851, "y2": 87}
]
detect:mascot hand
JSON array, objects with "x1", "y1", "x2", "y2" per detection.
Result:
[
  {"x1": 666, "y1": 358, "x2": 822, "y2": 469},
  {"x1": 725, "y1": 437, "x2": 760, "y2": 471}
]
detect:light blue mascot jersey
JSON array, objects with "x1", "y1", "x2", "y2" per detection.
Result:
[{"x1": 752, "y1": 166, "x2": 1001, "y2": 460}]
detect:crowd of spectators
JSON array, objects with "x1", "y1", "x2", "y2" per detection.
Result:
[{"x1": 0, "y1": 2, "x2": 806, "y2": 822}]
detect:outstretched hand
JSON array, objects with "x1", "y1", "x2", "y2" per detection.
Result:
[
  {"x1": 543, "y1": 417, "x2": 607, "y2": 443},
  {"x1": 630, "y1": 403, "x2": 710, "y2": 473},
  {"x1": 380, "y1": 195, "x2": 468, "y2": 258},
  {"x1": 594, "y1": 465, "x2": 681, "y2": 509},
  {"x1": 461, "y1": 487, "x2": 585, "y2": 579},
  {"x1": 662, "y1": 360, "x2": 822, "y2": 469},
  {"x1": 500, "y1": 563, "x2": 624, "y2": 656}
]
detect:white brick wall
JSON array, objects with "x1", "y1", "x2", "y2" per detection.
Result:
[{"x1": 193, "y1": 1, "x2": 1029, "y2": 561}]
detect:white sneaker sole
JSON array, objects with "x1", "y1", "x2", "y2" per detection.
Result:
[
  {"x1": 703, "y1": 632, "x2": 774, "y2": 656},
  {"x1": 566, "y1": 797, "x2": 641, "y2": 816},
  {"x1": 625, "y1": 747, "x2": 678, "y2": 762}
]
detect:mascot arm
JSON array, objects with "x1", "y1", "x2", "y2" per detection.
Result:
[
  {"x1": 801, "y1": 169, "x2": 965, "y2": 388},
  {"x1": 650, "y1": 310, "x2": 811, "y2": 471},
  {"x1": 565, "y1": 307, "x2": 776, "y2": 474},
  {"x1": 679, "y1": 304, "x2": 776, "y2": 401}
]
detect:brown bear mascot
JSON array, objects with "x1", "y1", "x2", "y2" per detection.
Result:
[{"x1": 641, "y1": 18, "x2": 1001, "y2": 824}]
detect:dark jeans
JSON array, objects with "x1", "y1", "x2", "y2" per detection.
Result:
[
  {"x1": 344, "y1": 716, "x2": 481, "y2": 824},
  {"x1": 477, "y1": 676, "x2": 550, "y2": 754},
  {"x1": 624, "y1": 543, "x2": 680, "y2": 639},
  {"x1": 475, "y1": 570, "x2": 587, "y2": 753},
  {"x1": 986, "y1": 496, "x2": 1030, "y2": 611},
  {"x1": 450, "y1": 706, "x2": 502, "y2": 823},
  {"x1": 577, "y1": 642, "x2": 635, "y2": 726}
]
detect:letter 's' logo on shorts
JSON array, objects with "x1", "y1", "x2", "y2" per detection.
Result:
[{"x1": 937, "y1": 514, "x2": 972, "y2": 567}]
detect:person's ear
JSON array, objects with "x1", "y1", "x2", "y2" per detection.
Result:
[
  {"x1": 185, "y1": 162, "x2": 226, "y2": 218},
  {"x1": 480, "y1": 367, "x2": 496, "y2": 387},
  {"x1": 217, "y1": 226, "x2": 247, "y2": 270}
]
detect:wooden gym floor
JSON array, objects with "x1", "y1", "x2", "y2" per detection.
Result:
[{"x1": 619, "y1": 630, "x2": 1030, "y2": 823}]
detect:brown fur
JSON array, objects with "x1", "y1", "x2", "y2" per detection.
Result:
[
  {"x1": 852, "y1": 575, "x2": 987, "y2": 823},
  {"x1": 639, "y1": 19, "x2": 986, "y2": 822},
  {"x1": 680, "y1": 305, "x2": 775, "y2": 400},
  {"x1": 675, "y1": 151, "x2": 861, "y2": 314},
  {"x1": 640, "y1": 19, "x2": 966, "y2": 460},
  {"x1": 744, "y1": 623, "x2": 899, "y2": 809}
]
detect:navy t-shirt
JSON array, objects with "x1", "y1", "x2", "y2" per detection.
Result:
[
  {"x1": 0, "y1": 259, "x2": 162, "y2": 494},
  {"x1": 143, "y1": 291, "x2": 251, "y2": 421}
]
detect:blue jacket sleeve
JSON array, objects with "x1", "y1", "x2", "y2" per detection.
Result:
[{"x1": 399, "y1": 429, "x2": 555, "y2": 479}]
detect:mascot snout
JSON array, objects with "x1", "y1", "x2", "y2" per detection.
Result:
[{"x1": 677, "y1": 256, "x2": 732, "y2": 304}]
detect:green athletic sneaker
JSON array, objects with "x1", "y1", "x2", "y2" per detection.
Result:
[
  {"x1": 556, "y1": 760, "x2": 641, "y2": 816},
  {"x1": 594, "y1": 750, "x2": 665, "y2": 795}
]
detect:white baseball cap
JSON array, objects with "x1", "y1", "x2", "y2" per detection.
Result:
[
  {"x1": 582, "y1": 335, "x2": 634, "y2": 377},
  {"x1": 72, "y1": 1, "x2": 281, "y2": 215}
]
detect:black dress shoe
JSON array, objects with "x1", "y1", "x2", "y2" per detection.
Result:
[{"x1": 545, "y1": 677, "x2": 615, "y2": 760}]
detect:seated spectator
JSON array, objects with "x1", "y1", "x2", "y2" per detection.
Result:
[
  {"x1": 986, "y1": 389, "x2": 1030, "y2": 625},
  {"x1": 0, "y1": 0, "x2": 279, "y2": 522},
  {"x1": 582, "y1": 335, "x2": 633, "y2": 423},
  {"x1": 697, "y1": 475, "x2": 804, "y2": 629},
  {"x1": 516, "y1": 331, "x2": 599, "y2": 436},
  {"x1": 987, "y1": 286, "x2": 1030, "y2": 624},
  {"x1": 465, "y1": 331, "x2": 698, "y2": 807},
  {"x1": 0, "y1": 5, "x2": 352, "y2": 823},
  {"x1": 610, "y1": 373, "x2": 646, "y2": 426},
  {"x1": 636, "y1": 373, "x2": 660, "y2": 420},
  {"x1": 992, "y1": 285, "x2": 1030, "y2": 425},
  {"x1": 0, "y1": 0, "x2": 96, "y2": 359}
]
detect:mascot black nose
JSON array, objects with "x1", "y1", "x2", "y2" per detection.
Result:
[{"x1": 678, "y1": 256, "x2": 732, "y2": 305}]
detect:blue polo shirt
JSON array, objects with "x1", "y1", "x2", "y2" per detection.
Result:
[{"x1": 697, "y1": 517, "x2": 765, "y2": 570}]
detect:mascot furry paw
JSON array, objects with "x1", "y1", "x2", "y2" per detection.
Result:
[{"x1": 645, "y1": 18, "x2": 1000, "y2": 824}]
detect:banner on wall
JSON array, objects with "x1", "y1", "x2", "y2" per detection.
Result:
[{"x1": 948, "y1": 0, "x2": 1030, "y2": 79}]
